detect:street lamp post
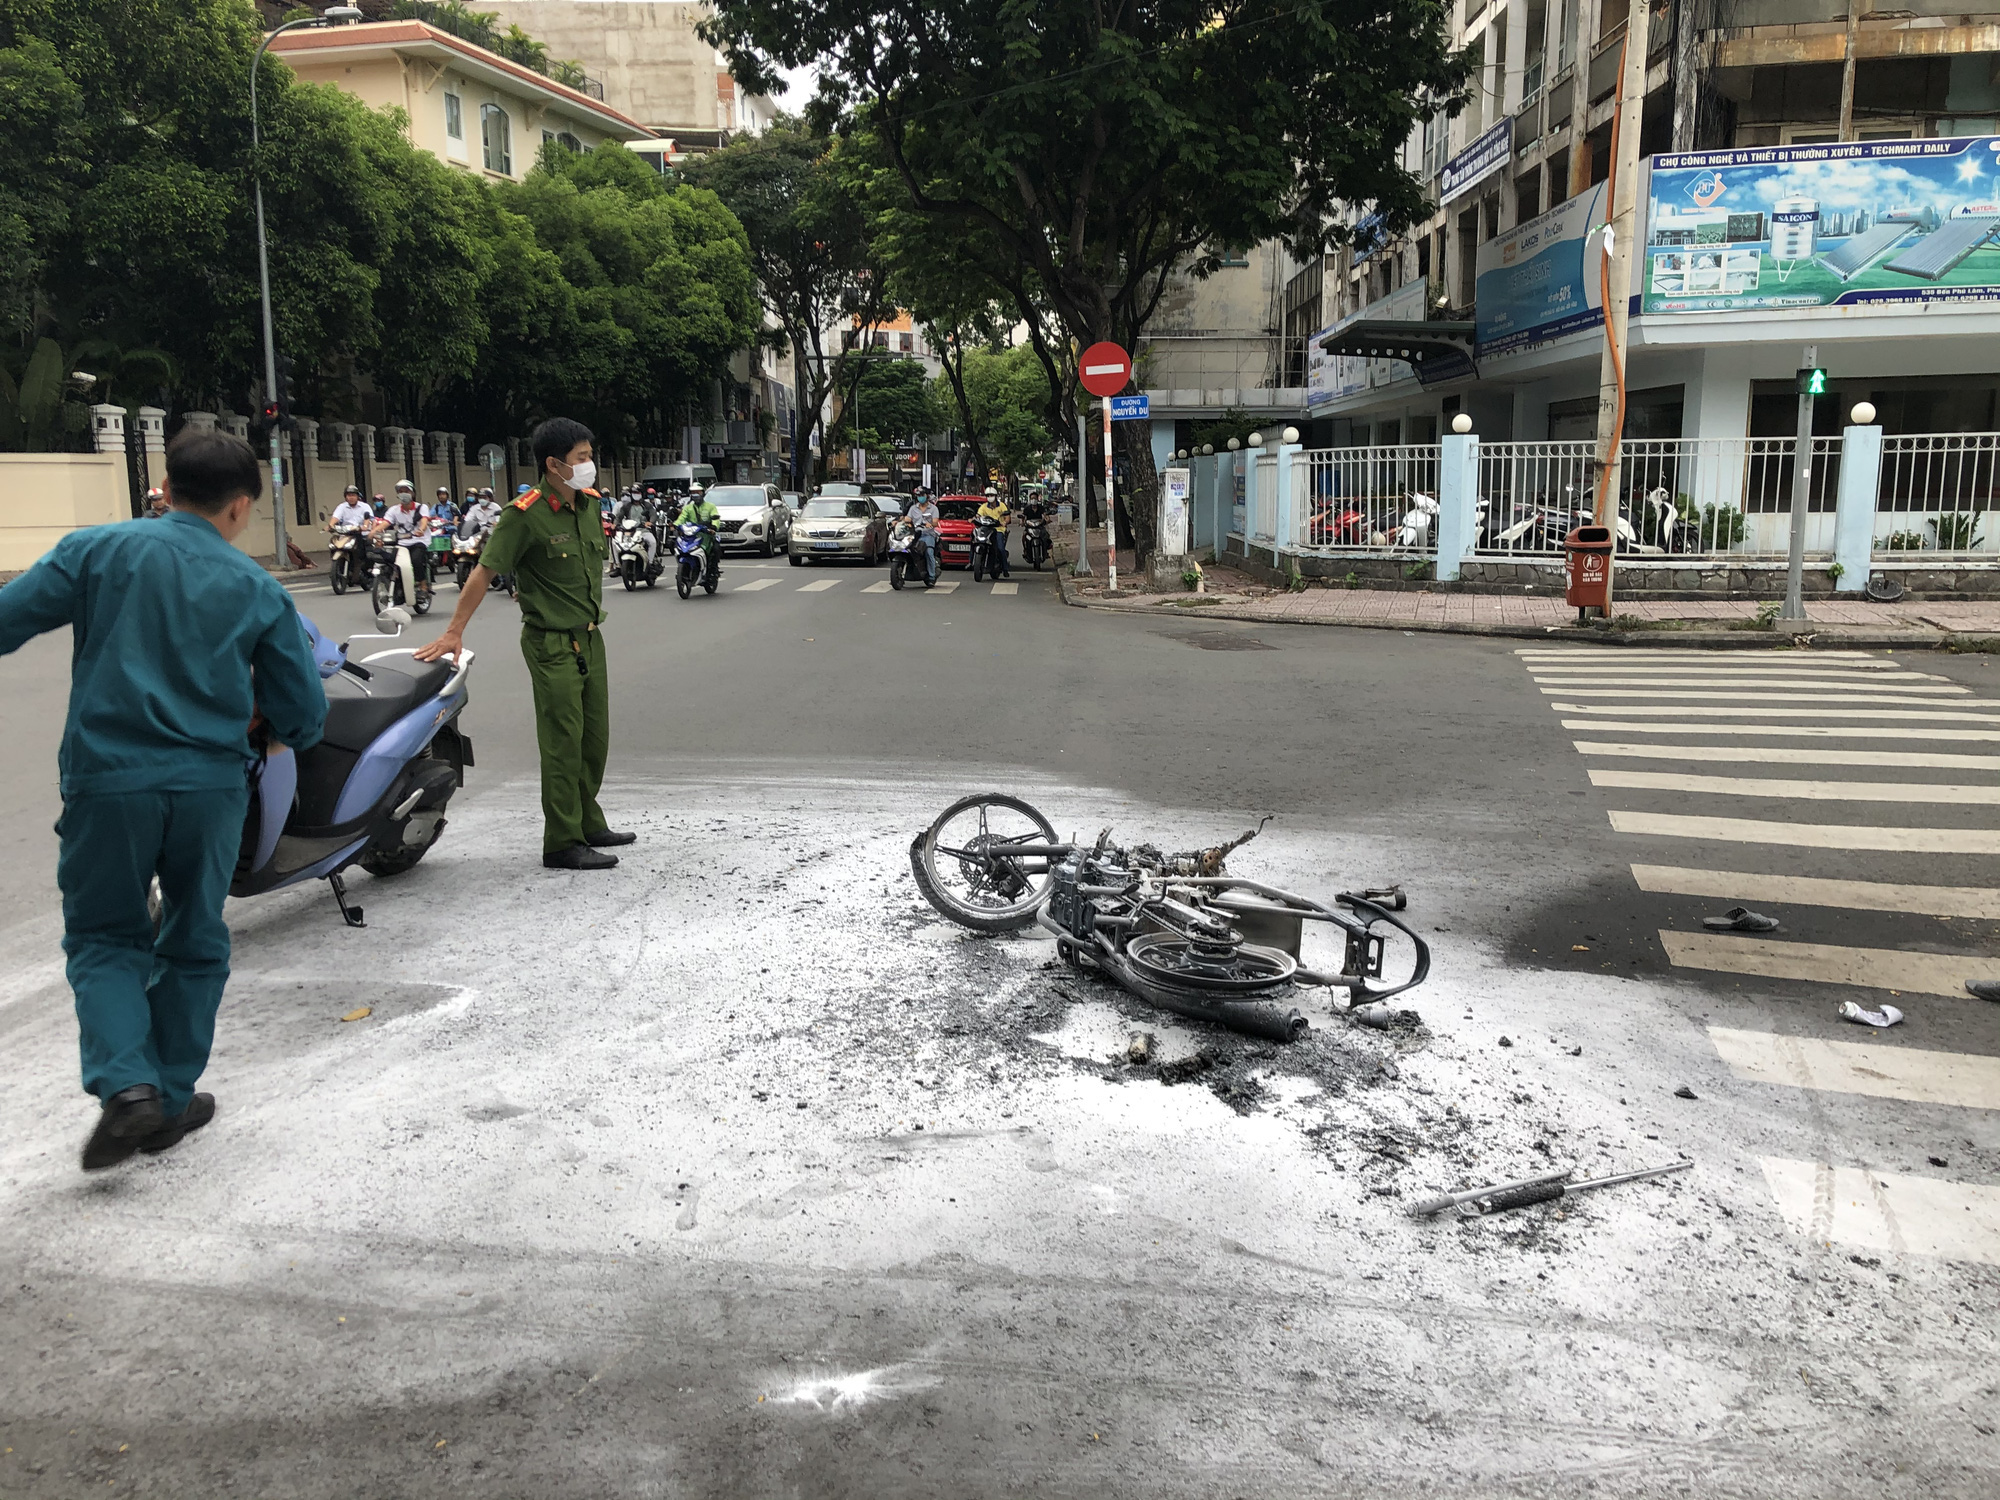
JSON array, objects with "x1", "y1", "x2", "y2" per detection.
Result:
[{"x1": 251, "y1": 7, "x2": 362, "y2": 564}]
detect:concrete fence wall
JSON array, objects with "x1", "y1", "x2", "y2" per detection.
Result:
[{"x1": 0, "y1": 454, "x2": 131, "y2": 572}]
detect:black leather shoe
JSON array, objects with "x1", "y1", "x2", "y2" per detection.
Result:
[
  {"x1": 140, "y1": 1092, "x2": 215, "y2": 1155},
  {"x1": 82, "y1": 1084, "x2": 165, "y2": 1171},
  {"x1": 585, "y1": 829, "x2": 637, "y2": 848},
  {"x1": 1968, "y1": 980, "x2": 2000, "y2": 1002},
  {"x1": 544, "y1": 844, "x2": 618, "y2": 870}
]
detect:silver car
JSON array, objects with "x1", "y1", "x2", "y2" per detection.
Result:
[
  {"x1": 708, "y1": 483, "x2": 790, "y2": 556},
  {"x1": 788, "y1": 495, "x2": 890, "y2": 566}
]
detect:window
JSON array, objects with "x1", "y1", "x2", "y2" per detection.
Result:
[
  {"x1": 444, "y1": 92, "x2": 462, "y2": 141},
  {"x1": 481, "y1": 103, "x2": 512, "y2": 175},
  {"x1": 898, "y1": 332, "x2": 913, "y2": 352}
]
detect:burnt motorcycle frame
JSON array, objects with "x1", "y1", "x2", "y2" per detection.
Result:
[{"x1": 910, "y1": 793, "x2": 1429, "y2": 1043}]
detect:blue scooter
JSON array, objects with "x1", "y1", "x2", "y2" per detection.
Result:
[
  {"x1": 229, "y1": 607, "x2": 476, "y2": 927},
  {"x1": 674, "y1": 520, "x2": 719, "y2": 598}
]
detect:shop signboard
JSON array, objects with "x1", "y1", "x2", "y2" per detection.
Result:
[
  {"x1": 1643, "y1": 137, "x2": 2000, "y2": 314},
  {"x1": 1441, "y1": 121, "x2": 1512, "y2": 207},
  {"x1": 1307, "y1": 283, "x2": 1432, "y2": 407},
  {"x1": 1474, "y1": 181, "x2": 1610, "y2": 357}
]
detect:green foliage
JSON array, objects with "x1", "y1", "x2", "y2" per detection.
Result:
[
  {"x1": 390, "y1": 2, "x2": 588, "y2": 89},
  {"x1": 948, "y1": 343, "x2": 1054, "y2": 483},
  {"x1": 1930, "y1": 511, "x2": 1985, "y2": 551},
  {"x1": 834, "y1": 355, "x2": 939, "y2": 449},
  {"x1": 1188, "y1": 409, "x2": 1260, "y2": 454},
  {"x1": 1879, "y1": 529, "x2": 1926, "y2": 551},
  {"x1": 1696, "y1": 504, "x2": 1747, "y2": 550},
  {"x1": 1753, "y1": 601, "x2": 1782, "y2": 629},
  {"x1": 1827, "y1": 561, "x2": 1845, "y2": 585},
  {"x1": 1, "y1": 0, "x2": 757, "y2": 450}
]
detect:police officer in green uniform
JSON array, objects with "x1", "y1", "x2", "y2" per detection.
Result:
[{"x1": 415, "y1": 417, "x2": 635, "y2": 870}]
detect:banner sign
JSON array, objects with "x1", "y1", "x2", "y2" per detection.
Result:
[
  {"x1": 1475, "y1": 181, "x2": 1610, "y2": 357},
  {"x1": 1441, "y1": 121, "x2": 1511, "y2": 207},
  {"x1": 1643, "y1": 137, "x2": 2000, "y2": 314},
  {"x1": 1109, "y1": 394, "x2": 1150, "y2": 421},
  {"x1": 1307, "y1": 281, "x2": 1429, "y2": 408}
]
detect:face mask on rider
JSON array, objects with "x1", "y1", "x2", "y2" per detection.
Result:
[{"x1": 563, "y1": 459, "x2": 597, "y2": 493}]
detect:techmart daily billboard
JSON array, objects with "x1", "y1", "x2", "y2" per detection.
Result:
[
  {"x1": 1474, "y1": 181, "x2": 1610, "y2": 356},
  {"x1": 1644, "y1": 136, "x2": 2000, "y2": 314}
]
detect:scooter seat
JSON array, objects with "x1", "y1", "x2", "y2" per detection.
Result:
[{"x1": 320, "y1": 657, "x2": 455, "y2": 752}]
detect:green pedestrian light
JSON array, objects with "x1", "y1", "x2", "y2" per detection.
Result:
[{"x1": 1797, "y1": 367, "x2": 1828, "y2": 396}]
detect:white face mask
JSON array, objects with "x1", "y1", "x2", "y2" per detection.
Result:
[{"x1": 564, "y1": 459, "x2": 597, "y2": 492}]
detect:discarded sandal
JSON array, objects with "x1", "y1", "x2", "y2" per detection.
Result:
[
  {"x1": 1967, "y1": 980, "x2": 2000, "y2": 1002},
  {"x1": 1701, "y1": 907, "x2": 1780, "y2": 933}
]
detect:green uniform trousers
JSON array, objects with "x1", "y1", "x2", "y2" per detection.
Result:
[
  {"x1": 57, "y1": 786, "x2": 246, "y2": 1115},
  {"x1": 523, "y1": 623, "x2": 609, "y2": 853}
]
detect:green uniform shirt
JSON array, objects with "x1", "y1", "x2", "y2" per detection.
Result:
[{"x1": 478, "y1": 485, "x2": 606, "y2": 631}]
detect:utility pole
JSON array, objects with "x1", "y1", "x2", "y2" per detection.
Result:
[
  {"x1": 1839, "y1": 0, "x2": 1866, "y2": 141},
  {"x1": 1589, "y1": 0, "x2": 1652, "y2": 614},
  {"x1": 1074, "y1": 406, "x2": 1092, "y2": 576},
  {"x1": 1780, "y1": 347, "x2": 1824, "y2": 628},
  {"x1": 1671, "y1": 0, "x2": 1700, "y2": 151}
]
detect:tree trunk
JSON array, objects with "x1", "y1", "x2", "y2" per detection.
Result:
[{"x1": 1114, "y1": 418, "x2": 1158, "y2": 569}]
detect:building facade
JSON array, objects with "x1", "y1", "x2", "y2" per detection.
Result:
[{"x1": 1277, "y1": 1, "x2": 2000, "y2": 451}]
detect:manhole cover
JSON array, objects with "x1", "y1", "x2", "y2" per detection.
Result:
[{"x1": 1165, "y1": 631, "x2": 1277, "y2": 651}]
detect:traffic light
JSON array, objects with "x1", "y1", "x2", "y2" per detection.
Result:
[
  {"x1": 275, "y1": 354, "x2": 295, "y2": 422},
  {"x1": 1797, "y1": 366, "x2": 1828, "y2": 396}
]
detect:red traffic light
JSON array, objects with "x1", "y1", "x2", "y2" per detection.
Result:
[{"x1": 261, "y1": 402, "x2": 280, "y2": 420}]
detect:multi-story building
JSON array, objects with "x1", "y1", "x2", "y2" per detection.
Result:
[
  {"x1": 269, "y1": 19, "x2": 658, "y2": 177},
  {"x1": 481, "y1": 0, "x2": 777, "y2": 151},
  {"x1": 1284, "y1": 1, "x2": 2000, "y2": 451}
]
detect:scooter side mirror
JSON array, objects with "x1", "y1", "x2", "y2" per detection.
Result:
[{"x1": 375, "y1": 605, "x2": 413, "y2": 634}]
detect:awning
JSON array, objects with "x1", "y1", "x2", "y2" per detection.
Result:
[{"x1": 1315, "y1": 320, "x2": 1478, "y2": 387}]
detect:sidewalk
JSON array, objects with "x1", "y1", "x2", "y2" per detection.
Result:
[{"x1": 1055, "y1": 541, "x2": 2000, "y2": 648}]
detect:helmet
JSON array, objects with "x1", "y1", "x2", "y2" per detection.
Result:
[
  {"x1": 479, "y1": 487, "x2": 494, "y2": 499},
  {"x1": 436, "y1": 485, "x2": 450, "y2": 497},
  {"x1": 394, "y1": 479, "x2": 414, "y2": 495},
  {"x1": 343, "y1": 484, "x2": 361, "y2": 498},
  {"x1": 516, "y1": 484, "x2": 532, "y2": 495},
  {"x1": 984, "y1": 486, "x2": 997, "y2": 496}
]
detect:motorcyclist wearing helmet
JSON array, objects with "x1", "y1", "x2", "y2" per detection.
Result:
[
  {"x1": 673, "y1": 484, "x2": 722, "y2": 582},
  {"x1": 381, "y1": 479, "x2": 433, "y2": 589},
  {"x1": 976, "y1": 485, "x2": 1013, "y2": 578}
]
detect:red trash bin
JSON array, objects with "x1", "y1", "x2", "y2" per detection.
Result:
[{"x1": 1564, "y1": 525, "x2": 1614, "y2": 613}]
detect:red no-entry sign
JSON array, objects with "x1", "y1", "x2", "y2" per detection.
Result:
[{"x1": 1078, "y1": 342, "x2": 1132, "y2": 398}]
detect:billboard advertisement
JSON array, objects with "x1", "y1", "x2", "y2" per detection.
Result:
[
  {"x1": 1307, "y1": 282, "x2": 1428, "y2": 408},
  {"x1": 1441, "y1": 121, "x2": 1511, "y2": 207},
  {"x1": 1644, "y1": 137, "x2": 2000, "y2": 314},
  {"x1": 1474, "y1": 181, "x2": 1610, "y2": 357}
]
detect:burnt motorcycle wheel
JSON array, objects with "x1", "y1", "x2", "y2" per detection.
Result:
[
  {"x1": 1124, "y1": 931, "x2": 1297, "y2": 993},
  {"x1": 910, "y1": 792, "x2": 1060, "y2": 933}
]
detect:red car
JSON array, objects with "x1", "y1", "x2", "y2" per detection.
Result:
[{"x1": 934, "y1": 495, "x2": 986, "y2": 570}]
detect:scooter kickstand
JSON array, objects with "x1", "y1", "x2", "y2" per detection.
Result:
[{"x1": 328, "y1": 872, "x2": 366, "y2": 928}]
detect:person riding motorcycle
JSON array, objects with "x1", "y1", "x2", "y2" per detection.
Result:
[
  {"x1": 673, "y1": 486, "x2": 722, "y2": 582},
  {"x1": 329, "y1": 484, "x2": 372, "y2": 533},
  {"x1": 430, "y1": 485, "x2": 460, "y2": 534},
  {"x1": 379, "y1": 480, "x2": 433, "y2": 590},
  {"x1": 463, "y1": 490, "x2": 503, "y2": 534},
  {"x1": 976, "y1": 487, "x2": 1013, "y2": 578},
  {"x1": 904, "y1": 491, "x2": 942, "y2": 581}
]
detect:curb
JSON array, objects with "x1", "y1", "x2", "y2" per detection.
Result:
[{"x1": 1053, "y1": 573, "x2": 1998, "y2": 652}]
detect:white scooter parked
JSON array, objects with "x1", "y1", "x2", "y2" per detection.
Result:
[{"x1": 1374, "y1": 491, "x2": 1439, "y2": 549}]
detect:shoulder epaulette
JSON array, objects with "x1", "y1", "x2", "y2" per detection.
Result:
[{"x1": 512, "y1": 492, "x2": 539, "y2": 511}]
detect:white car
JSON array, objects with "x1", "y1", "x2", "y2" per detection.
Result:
[{"x1": 707, "y1": 483, "x2": 791, "y2": 556}]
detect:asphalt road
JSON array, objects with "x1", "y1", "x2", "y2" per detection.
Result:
[{"x1": 0, "y1": 553, "x2": 1995, "y2": 1498}]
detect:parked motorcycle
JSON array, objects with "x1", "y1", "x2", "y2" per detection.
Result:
[
  {"x1": 909, "y1": 793, "x2": 1429, "y2": 1042},
  {"x1": 327, "y1": 524, "x2": 368, "y2": 596},
  {"x1": 1388, "y1": 491, "x2": 1439, "y2": 549},
  {"x1": 673, "y1": 519, "x2": 719, "y2": 598},
  {"x1": 888, "y1": 517, "x2": 938, "y2": 590},
  {"x1": 969, "y1": 514, "x2": 1002, "y2": 582},
  {"x1": 1020, "y1": 512, "x2": 1052, "y2": 570},
  {"x1": 231, "y1": 607, "x2": 474, "y2": 926},
  {"x1": 369, "y1": 534, "x2": 433, "y2": 616},
  {"x1": 615, "y1": 513, "x2": 664, "y2": 591}
]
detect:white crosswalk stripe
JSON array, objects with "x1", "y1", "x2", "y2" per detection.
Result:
[
  {"x1": 1523, "y1": 647, "x2": 2000, "y2": 1264},
  {"x1": 992, "y1": 582, "x2": 1019, "y2": 596},
  {"x1": 928, "y1": 580, "x2": 962, "y2": 594},
  {"x1": 733, "y1": 578, "x2": 780, "y2": 592},
  {"x1": 861, "y1": 580, "x2": 893, "y2": 593},
  {"x1": 1589, "y1": 768, "x2": 2000, "y2": 804},
  {"x1": 797, "y1": 579, "x2": 840, "y2": 592}
]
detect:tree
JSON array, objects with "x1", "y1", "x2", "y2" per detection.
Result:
[
  {"x1": 703, "y1": 0, "x2": 1470, "y2": 564},
  {"x1": 684, "y1": 120, "x2": 887, "y2": 487},
  {"x1": 833, "y1": 353, "x2": 938, "y2": 455},
  {"x1": 954, "y1": 344, "x2": 1054, "y2": 491}
]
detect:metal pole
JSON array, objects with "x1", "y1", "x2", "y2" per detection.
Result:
[
  {"x1": 1074, "y1": 407, "x2": 1092, "y2": 576},
  {"x1": 251, "y1": 30, "x2": 291, "y2": 565},
  {"x1": 1839, "y1": 0, "x2": 1865, "y2": 142},
  {"x1": 1781, "y1": 362, "x2": 1816, "y2": 628},
  {"x1": 1104, "y1": 399, "x2": 1117, "y2": 591}
]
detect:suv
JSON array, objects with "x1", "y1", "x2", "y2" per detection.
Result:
[{"x1": 706, "y1": 483, "x2": 791, "y2": 556}]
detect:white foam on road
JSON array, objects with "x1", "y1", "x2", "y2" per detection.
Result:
[
  {"x1": 1590, "y1": 769, "x2": 2000, "y2": 804},
  {"x1": 1759, "y1": 1158, "x2": 2000, "y2": 1266},
  {"x1": 1631, "y1": 863, "x2": 2000, "y2": 919},
  {"x1": 1579, "y1": 742, "x2": 2000, "y2": 770},
  {"x1": 1611, "y1": 809, "x2": 2000, "y2": 852},
  {"x1": 1660, "y1": 930, "x2": 1992, "y2": 997},
  {"x1": 1564, "y1": 720, "x2": 2000, "y2": 741},
  {"x1": 1709, "y1": 1027, "x2": 2000, "y2": 1109},
  {"x1": 797, "y1": 579, "x2": 840, "y2": 592}
]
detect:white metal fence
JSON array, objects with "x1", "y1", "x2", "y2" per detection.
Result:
[
  {"x1": 1295, "y1": 445, "x2": 1441, "y2": 553},
  {"x1": 1875, "y1": 433, "x2": 2000, "y2": 557},
  {"x1": 1219, "y1": 431, "x2": 2000, "y2": 566}
]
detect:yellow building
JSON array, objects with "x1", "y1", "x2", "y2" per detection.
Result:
[{"x1": 270, "y1": 20, "x2": 657, "y2": 180}]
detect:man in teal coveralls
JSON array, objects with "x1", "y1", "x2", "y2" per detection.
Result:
[{"x1": 0, "y1": 429, "x2": 327, "y2": 1170}]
